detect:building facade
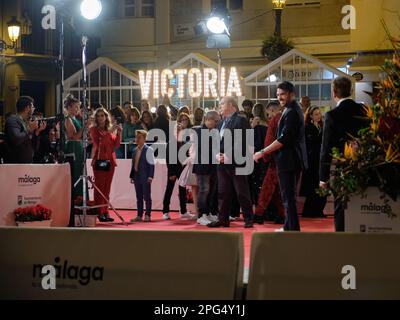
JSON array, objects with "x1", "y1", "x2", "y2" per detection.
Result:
[{"x1": 1, "y1": 0, "x2": 400, "y2": 120}]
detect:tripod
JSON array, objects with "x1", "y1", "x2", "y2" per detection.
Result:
[{"x1": 74, "y1": 36, "x2": 127, "y2": 226}]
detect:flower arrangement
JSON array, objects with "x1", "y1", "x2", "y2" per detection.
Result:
[
  {"x1": 321, "y1": 22, "x2": 400, "y2": 217},
  {"x1": 14, "y1": 204, "x2": 52, "y2": 222},
  {"x1": 73, "y1": 196, "x2": 100, "y2": 215}
]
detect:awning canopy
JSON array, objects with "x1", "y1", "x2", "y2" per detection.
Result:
[{"x1": 244, "y1": 49, "x2": 352, "y2": 107}]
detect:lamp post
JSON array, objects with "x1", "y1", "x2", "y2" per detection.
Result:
[
  {"x1": 0, "y1": 16, "x2": 21, "y2": 52},
  {"x1": 272, "y1": 0, "x2": 286, "y2": 37},
  {"x1": 206, "y1": 7, "x2": 231, "y2": 100}
]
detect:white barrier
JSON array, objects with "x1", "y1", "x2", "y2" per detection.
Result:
[
  {"x1": 0, "y1": 164, "x2": 71, "y2": 227},
  {"x1": 87, "y1": 159, "x2": 180, "y2": 210}
]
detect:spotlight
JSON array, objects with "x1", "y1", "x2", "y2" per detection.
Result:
[
  {"x1": 206, "y1": 7, "x2": 231, "y2": 36},
  {"x1": 80, "y1": 0, "x2": 102, "y2": 20},
  {"x1": 207, "y1": 17, "x2": 227, "y2": 35},
  {"x1": 205, "y1": 6, "x2": 231, "y2": 49},
  {"x1": 266, "y1": 74, "x2": 278, "y2": 82}
]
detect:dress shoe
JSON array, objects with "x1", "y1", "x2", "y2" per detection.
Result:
[
  {"x1": 144, "y1": 215, "x2": 151, "y2": 222},
  {"x1": 244, "y1": 221, "x2": 253, "y2": 228},
  {"x1": 207, "y1": 220, "x2": 230, "y2": 228},
  {"x1": 97, "y1": 214, "x2": 108, "y2": 222},
  {"x1": 253, "y1": 215, "x2": 264, "y2": 225},
  {"x1": 104, "y1": 213, "x2": 114, "y2": 222}
]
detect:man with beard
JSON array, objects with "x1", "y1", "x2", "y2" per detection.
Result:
[
  {"x1": 254, "y1": 82, "x2": 308, "y2": 231},
  {"x1": 4, "y1": 96, "x2": 46, "y2": 163}
]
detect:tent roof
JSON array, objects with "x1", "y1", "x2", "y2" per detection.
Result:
[
  {"x1": 169, "y1": 52, "x2": 218, "y2": 69},
  {"x1": 64, "y1": 57, "x2": 140, "y2": 87},
  {"x1": 245, "y1": 48, "x2": 350, "y2": 83}
]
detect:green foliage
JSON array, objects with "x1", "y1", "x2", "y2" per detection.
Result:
[{"x1": 261, "y1": 35, "x2": 294, "y2": 62}]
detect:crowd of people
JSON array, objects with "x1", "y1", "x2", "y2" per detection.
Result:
[{"x1": 1, "y1": 77, "x2": 367, "y2": 231}]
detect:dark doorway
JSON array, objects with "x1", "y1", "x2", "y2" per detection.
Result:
[{"x1": 20, "y1": 80, "x2": 46, "y2": 115}]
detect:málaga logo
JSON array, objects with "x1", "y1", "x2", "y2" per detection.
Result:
[
  {"x1": 360, "y1": 202, "x2": 392, "y2": 218},
  {"x1": 33, "y1": 257, "x2": 104, "y2": 286},
  {"x1": 18, "y1": 175, "x2": 41, "y2": 185}
]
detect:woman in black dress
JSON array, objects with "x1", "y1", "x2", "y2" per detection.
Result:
[{"x1": 300, "y1": 106, "x2": 327, "y2": 217}]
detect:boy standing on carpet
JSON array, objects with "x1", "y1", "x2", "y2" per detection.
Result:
[{"x1": 130, "y1": 130, "x2": 155, "y2": 222}]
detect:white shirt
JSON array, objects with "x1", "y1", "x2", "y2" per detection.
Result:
[{"x1": 336, "y1": 97, "x2": 352, "y2": 107}]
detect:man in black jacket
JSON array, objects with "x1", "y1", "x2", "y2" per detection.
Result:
[
  {"x1": 4, "y1": 96, "x2": 46, "y2": 163},
  {"x1": 319, "y1": 77, "x2": 367, "y2": 232},
  {"x1": 254, "y1": 82, "x2": 308, "y2": 231},
  {"x1": 193, "y1": 110, "x2": 221, "y2": 225},
  {"x1": 208, "y1": 96, "x2": 254, "y2": 228}
]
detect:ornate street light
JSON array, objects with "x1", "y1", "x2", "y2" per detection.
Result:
[
  {"x1": 0, "y1": 16, "x2": 21, "y2": 52},
  {"x1": 7, "y1": 16, "x2": 21, "y2": 44},
  {"x1": 272, "y1": 0, "x2": 286, "y2": 36}
]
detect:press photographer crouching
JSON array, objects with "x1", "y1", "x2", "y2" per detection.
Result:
[
  {"x1": 31, "y1": 111, "x2": 63, "y2": 164},
  {"x1": 4, "y1": 96, "x2": 47, "y2": 164}
]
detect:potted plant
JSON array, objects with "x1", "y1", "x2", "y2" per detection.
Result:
[
  {"x1": 14, "y1": 204, "x2": 52, "y2": 227},
  {"x1": 261, "y1": 35, "x2": 294, "y2": 62},
  {"x1": 320, "y1": 24, "x2": 400, "y2": 231}
]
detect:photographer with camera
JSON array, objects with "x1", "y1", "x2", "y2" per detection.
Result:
[
  {"x1": 4, "y1": 96, "x2": 46, "y2": 164},
  {"x1": 32, "y1": 111, "x2": 62, "y2": 164}
]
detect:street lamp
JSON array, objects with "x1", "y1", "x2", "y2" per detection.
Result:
[
  {"x1": 0, "y1": 16, "x2": 21, "y2": 52},
  {"x1": 272, "y1": 0, "x2": 286, "y2": 37}
]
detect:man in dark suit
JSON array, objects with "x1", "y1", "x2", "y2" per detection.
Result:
[
  {"x1": 319, "y1": 77, "x2": 367, "y2": 232},
  {"x1": 130, "y1": 130, "x2": 155, "y2": 222},
  {"x1": 254, "y1": 82, "x2": 308, "y2": 231},
  {"x1": 208, "y1": 96, "x2": 254, "y2": 228},
  {"x1": 4, "y1": 96, "x2": 46, "y2": 164}
]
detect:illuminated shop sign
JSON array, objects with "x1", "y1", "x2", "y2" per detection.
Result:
[{"x1": 139, "y1": 67, "x2": 242, "y2": 99}]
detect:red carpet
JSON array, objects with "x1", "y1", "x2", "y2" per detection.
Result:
[{"x1": 96, "y1": 210, "x2": 335, "y2": 267}]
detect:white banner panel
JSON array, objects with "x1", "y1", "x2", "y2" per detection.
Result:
[
  {"x1": 86, "y1": 159, "x2": 180, "y2": 210},
  {"x1": 0, "y1": 164, "x2": 71, "y2": 227},
  {"x1": 345, "y1": 188, "x2": 400, "y2": 233},
  {"x1": 0, "y1": 228, "x2": 244, "y2": 300}
]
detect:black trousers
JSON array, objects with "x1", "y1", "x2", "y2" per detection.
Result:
[
  {"x1": 197, "y1": 173, "x2": 218, "y2": 217},
  {"x1": 334, "y1": 198, "x2": 345, "y2": 232},
  {"x1": 162, "y1": 179, "x2": 187, "y2": 214},
  {"x1": 217, "y1": 168, "x2": 253, "y2": 223},
  {"x1": 278, "y1": 170, "x2": 301, "y2": 231}
]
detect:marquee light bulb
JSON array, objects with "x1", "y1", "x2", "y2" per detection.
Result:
[
  {"x1": 175, "y1": 69, "x2": 188, "y2": 99},
  {"x1": 188, "y1": 68, "x2": 202, "y2": 98},
  {"x1": 161, "y1": 69, "x2": 174, "y2": 98},
  {"x1": 204, "y1": 68, "x2": 218, "y2": 98},
  {"x1": 139, "y1": 70, "x2": 152, "y2": 100},
  {"x1": 226, "y1": 67, "x2": 242, "y2": 96}
]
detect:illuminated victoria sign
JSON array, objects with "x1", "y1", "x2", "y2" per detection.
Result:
[{"x1": 138, "y1": 67, "x2": 242, "y2": 99}]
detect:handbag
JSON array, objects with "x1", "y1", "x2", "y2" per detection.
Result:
[
  {"x1": 95, "y1": 159, "x2": 111, "y2": 171},
  {"x1": 94, "y1": 132, "x2": 111, "y2": 171}
]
